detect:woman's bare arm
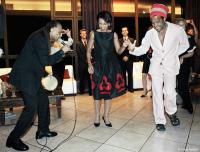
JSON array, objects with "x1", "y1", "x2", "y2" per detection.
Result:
[
  {"x1": 87, "y1": 31, "x2": 95, "y2": 74},
  {"x1": 113, "y1": 32, "x2": 129, "y2": 54}
]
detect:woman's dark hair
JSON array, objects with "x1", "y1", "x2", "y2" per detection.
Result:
[
  {"x1": 97, "y1": 11, "x2": 113, "y2": 29},
  {"x1": 186, "y1": 23, "x2": 194, "y2": 32},
  {"x1": 45, "y1": 20, "x2": 61, "y2": 33}
]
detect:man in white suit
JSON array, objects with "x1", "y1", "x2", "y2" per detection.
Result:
[{"x1": 129, "y1": 4, "x2": 189, "y2": 131}]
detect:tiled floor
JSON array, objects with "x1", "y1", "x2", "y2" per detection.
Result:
[{"x1": 0, "y1": 90, "x2": 200, "y2": 152}]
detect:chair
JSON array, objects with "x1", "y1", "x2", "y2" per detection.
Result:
[{"x1": 62, "y1": 65, "x2": 77, "y2": 95}]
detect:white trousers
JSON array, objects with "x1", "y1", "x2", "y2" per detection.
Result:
[{"x1": 151, "y1": 71, "x2": 177, "y2": 125}]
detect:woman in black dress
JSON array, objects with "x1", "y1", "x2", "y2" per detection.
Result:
[
  {"x1": 87, "y1": 11, "x2": 129, "y2": 127},
  {"x1": 141, "y1": 48, "x2": 152, "y2": 97},
  {"x1": 176, "y1": 18, "x2": 196, "y2": 114}
]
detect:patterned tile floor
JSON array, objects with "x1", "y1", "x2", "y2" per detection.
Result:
[{"x1": 0, "y1": 89, "x2": 200, "y2": 152}]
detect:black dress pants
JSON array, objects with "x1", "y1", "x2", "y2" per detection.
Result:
[
  {"x1": 8, "y1": 87, "x2": 50, "y2": 141},
  {"x1": 52, "y1": 60, "x2": 65, "y2": 87},
  {"x1": 79, "y1": 64, "x2": 91, "y2": 94},
  {"x1": 177, "y1": 63, "x2": 193, "y2": 109},
  {"x1": 120, "y1": 60, "x2": 133, "y2": 90}
]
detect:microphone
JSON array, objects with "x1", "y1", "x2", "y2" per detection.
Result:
[{"x1": 58, "y1": 38, "x2": 74, "y2": 52}]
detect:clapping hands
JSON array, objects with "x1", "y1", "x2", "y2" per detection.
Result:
[
  {"x1": 128, "y1": 40, "x2": 136, "y2": 52},
  {"x1": 122, "y1": 39, "x2": 130, "y2": 48}
]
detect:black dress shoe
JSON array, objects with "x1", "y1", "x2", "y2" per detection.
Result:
[
  {"x1": 156, "y1": 124, "x2": 166, "y2": 131},
  {"x1": 88, "y1": 91, "x2": 92, "y2": 96},
  {"x1": 36, "y1": 131, "x2": 57, "y2": 139},
  {"x1": 102, "y1": 116, "x2": 112, "y2": 127},
  {"x1": 6, "y1": 138, "x2": 29, "y2": 151},
  {"x1": 182, "y1": 105, "x2": 193, "y2": 114},
  {"x1": 94, "y1": 122, "x2": 100, "y2": 127},
  {"x1": 167, "y1": 113, "x2": 180, "y2": 126},
  {"x1": 128, "y1": 88, "x2": 134, "y2": 93},
  {"x1": 187, "y1": 108, "x2": 193, "y2": 114}
]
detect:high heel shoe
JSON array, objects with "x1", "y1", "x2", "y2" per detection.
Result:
[
  {"x1": 94, "y1": 122, "x2": 100, "y2": 127},
  {"x1": 141, "y1": 89, "x2": 150, "y2": 97},
  {"x1": 94, "y1": 116, "x2": 100, "y2": 127},
  {"x1": 140, "y1": 94, "x2": 146, "y2": 97},
  {"x1": 141, "y1": 91, "x2": 148, "y2": 98},
  {"x1": 102, "y1": 116, "x2": 112, "y2": 127}
]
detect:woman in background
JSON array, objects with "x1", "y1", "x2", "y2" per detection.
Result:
[
  {"x1": 141, "y1": 48, "x2": 152, "y2": 97},
  {"x1": 176, "y1": 18, "x2": 196, "y2": 114}
]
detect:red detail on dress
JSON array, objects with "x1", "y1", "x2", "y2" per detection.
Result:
[
  {"x1": 115, "y1": 73, "x2": 125, "y2": 92},
  {"x1": 90, "y1": 75, "x2": 96, "y2": 90},
  {"x1": 99, "y1": 75, "x2": 112, "y2": 92}
]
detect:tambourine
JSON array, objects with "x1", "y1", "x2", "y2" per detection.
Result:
[
  {"x1": 41, "y1": 75, "x2": 58, "y2": 91},
  {"x1": 0, "y1": 48, "x2": 3, "y2": 57}
]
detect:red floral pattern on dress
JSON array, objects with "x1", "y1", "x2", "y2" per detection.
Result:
[
  {"x1": 115, "y1": 73, "x2": 125, "y2": 92},
  {"x1": 90, "y1": 75, "x2": 96, "y2": 90},
  {"x1": 99, "y1": 75, "x2": 112, "y2": 94}
]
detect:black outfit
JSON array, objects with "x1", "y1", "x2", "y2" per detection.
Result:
[
  {"x1": 91, "y1": 32, "x2": 126, "y2": 100},
  {"x1": 76, "y1": 40, "x2": 91, "y2": 94},
  {"x1": 52, "y1": 57, "x2": 66, "y2": 87},
  {"x1": 7, "y1": 27, "x2": 64, "y2": 141},
  {"x1": 118, "y1": 37, "x2": 134, "y2": 91},
  {"x1": 178, "y1": 35, "x2": 196, "y2": 113}
]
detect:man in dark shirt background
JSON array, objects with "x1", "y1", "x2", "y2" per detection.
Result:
[
  {"x1": 76, "y1": 29, "x2": 91, "y2": 95},
  {"x1": 119, "y1": 27, "x2": 135, "y2": 92}
]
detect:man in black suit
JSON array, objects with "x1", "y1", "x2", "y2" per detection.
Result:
[
  {"x1": 6, "y1": 21, "x2": 71, "y2": 151},
  {"x1": 76, "y1": 29, "x2": 91, "y2": 95},
  {"x1": 118, "y1": 27, "x2": 135, "y2": 92}
]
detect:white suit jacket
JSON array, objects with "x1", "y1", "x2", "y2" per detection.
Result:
[{"x1": 130, "y1": 22, "x2": 189, "y2": 76}]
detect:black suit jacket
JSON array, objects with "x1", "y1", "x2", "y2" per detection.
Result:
[
  {"x1": 76, "y1": 41, "x2": 87, "y2": 68},
  {"x1": 9, "y1": 27, "x2": 64, "y2": 95},
  {"x1": 119, "y1": 37, "x2": 134, "y2": 61}
]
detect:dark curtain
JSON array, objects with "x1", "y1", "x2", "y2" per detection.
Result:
[
  {"x1": 183, "y1": 0, "x2": 200, "y2": 38},
  {"x1": 0, "y1": 4, "x2": 6, "y2": 39},
  {"x1": 183, "y1": 0, "x2": 200, "y2": 73},
  {"x1": 81, "y1": 0, "x2": 113, "y2": 32}
]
